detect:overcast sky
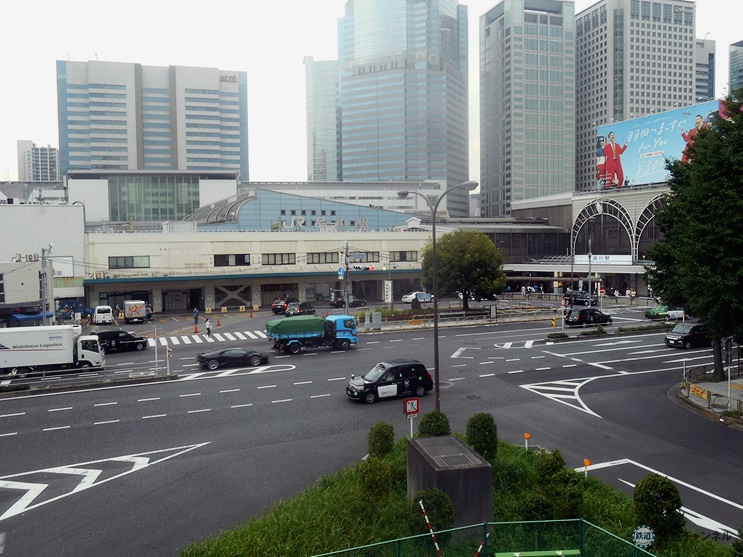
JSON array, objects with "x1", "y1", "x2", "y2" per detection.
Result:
[{"x1": 0, "y1": 0, "x2": 735, "y2": 183}]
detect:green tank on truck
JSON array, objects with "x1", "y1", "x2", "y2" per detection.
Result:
[{"x1": 265, "y1": 314, "x2": 358, "y2": 354}]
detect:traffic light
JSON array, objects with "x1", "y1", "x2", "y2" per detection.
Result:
[
  {"x1": 551, "y1": 317, "x2": 557, "y2": 328},
  {"x1": 353, "y1": 265, "x2": 375, "y2": 271}
]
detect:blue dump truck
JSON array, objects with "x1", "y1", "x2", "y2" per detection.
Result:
[{"x1": 265, "y1": 314, "x2": 358, "y2": 354}]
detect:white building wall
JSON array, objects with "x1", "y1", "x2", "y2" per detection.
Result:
[{"x1": 67, "y1": 179, "x2": 110, "y2": 222}]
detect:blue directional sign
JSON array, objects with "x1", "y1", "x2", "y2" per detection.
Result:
[{"x1": 338, "y1": 268, "x2": 345, "y2": 279}]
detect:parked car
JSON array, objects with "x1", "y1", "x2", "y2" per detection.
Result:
[
  {"x1": 645, "y1": 305, "x2": 685, "y2": 320},
  {"x1": 565, "y1": 291, "x2": 598, "y2": 306},
  {"x1": 330, "y1": 296, "x2": 367, "y2": 308},
  {"x1": 565, "y1": 307, "x2": 613, "y2": 327},
  {"x1": 94, "y1": 329, "x2": 148, "y2": 353},
  {"x1": 346, "y1": 359, "x2": 433, "y2": 404},
  {"x1": 271, "y1": 296, "x2": 299, "y2": 314},
  {"x1": 401, "y1": 292, "x2": 434, "y2": 303},
  {"x1": 285, "y1": 301, "x2": 316, "y2": 317},
  {"x1": 197, "y1": 348, "x2": 269, "y2": 370},
  {"x1": 665, "y1": 323, "x2": 710, "y2": 349}
]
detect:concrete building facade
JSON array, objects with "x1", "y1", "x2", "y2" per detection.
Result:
[
  {"x1": 17, "y1": 141, "x2": 61, "y2": 182},
  {"x1": 479, "y1": 0, "x2": 577, "y2": 218},
  {"x1": 575, "y1": 0, "x2": 697, "y2": 192},
  {"x1": 56, "y1": 60, "x2": 249, "y2": 178}
]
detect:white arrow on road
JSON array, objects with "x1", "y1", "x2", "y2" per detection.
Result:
[{"x1": 0, "y1": 443, "x2": 209, "y2": 521}]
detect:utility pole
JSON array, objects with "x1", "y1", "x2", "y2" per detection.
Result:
[
  {"x1": 344, "y1": 242, "x2": 350, "y2": 309},
  {"x1": 40, "y1": 244, "x2": 53, "y2": 326}
]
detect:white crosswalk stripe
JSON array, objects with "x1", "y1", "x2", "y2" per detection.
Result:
[{"x1": 146, "y1": 331, "x2": 268, "y2": 347}]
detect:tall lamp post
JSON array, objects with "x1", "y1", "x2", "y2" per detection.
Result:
[
  {"x1": 397, "y1": 180, "x2": 478, "y2": 411},
  {"x1": 40, "y1": 243, "x2": 54, "y2": 326}
]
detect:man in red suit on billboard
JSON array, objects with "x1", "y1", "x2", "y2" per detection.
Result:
[
  {"x1": 680, "y1": 114, "x2": 705, "y2": 163},
  {"x1": 602, "y1": 131, "x2": 628, "y2": 187}
]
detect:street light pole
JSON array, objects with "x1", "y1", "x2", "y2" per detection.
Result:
[
  {"x1": 398, "y1": 181, "x2": 478, "y2": 411},
  {"x1": 40, "y1": 244, "x2": 53, "y2": 326}
]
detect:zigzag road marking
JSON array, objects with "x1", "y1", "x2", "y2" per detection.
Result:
[{"x1": 0, "y1": 443, "x2": 209, "y2": 521}]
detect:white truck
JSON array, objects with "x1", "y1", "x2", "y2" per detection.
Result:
[
  {"x1": 124, "y1": 300, "x2": 147, "y2": 323},
  {"x1": 0, "y1": 325, "x2": 105, "y2": 376}
]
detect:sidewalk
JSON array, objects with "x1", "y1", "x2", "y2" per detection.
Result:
[{"x1": 677, "y1": 372, "x2": 743, "y2": 426}]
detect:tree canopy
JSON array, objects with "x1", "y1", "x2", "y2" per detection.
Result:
[
  {"x1": 420, "y1": 229, "x2": 506, "y2": 311},
  {"x1": 645, "y1": 91, "x2": 743, "y2": 378}
]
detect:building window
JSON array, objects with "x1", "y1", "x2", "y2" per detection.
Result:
[
  {"x1": 307, "y1": 252, "x2": 340, "y2": 264},
  {"x1": 349, "y1": 251, "x2": 380, "y2": 264},
  {"x1": 390, "y1": 251, "x2": 418, "y2": 262},
  {"x1": 108, "y1": 256, "x2": 150, "y2": 269},
  {"x1": 262, "y1": 253, "x2": 296, "y2": 265},
  {"x1": 214, "y1": 254, "x2": 250, "y2": 266}
]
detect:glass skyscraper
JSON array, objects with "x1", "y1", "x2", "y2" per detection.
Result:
[
  {"x1": 327, "y1": 0, "x2": 470, "y2": 217},
  {"x1": 480, "y1": 0, "x2": 576, "y2": 217},
  {"x1": 730, "y1": 40, "x2": 743, "y2": 94},
  {"x1": 56, "y1": 61, "x2": 249, "y2": 179},
  {"x1": 304, "y1": 57, "x2": 341, "y2": 182}
]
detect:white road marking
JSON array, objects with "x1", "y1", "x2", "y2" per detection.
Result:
[
  {"x1": 535, "y1": 367, "x2": 551, "y2": 371},
  {"x1": 243, "y1": 331, "x2": 258, "y2": 339},
  {"x1": 508, "y1": 370, "x2": 525, "y2": 374},
  {"x1": 0, "y1": 432, "x2": 18, "y2": 437},
  {"x1": 147, "y1": 338, "x2": 156, "y2": 347},
  {"x1": 43, "y1": 426, "x2": 70, "y2": 431},
  {"x1": 204, "y1": 336, "x2": 215, "y2": 343},
  {"x1": 479, "y1": 373, "x2": 495, "y2": 377},
  {"x1": 94, "y1": 402, "x2": 117, "y2": 407},
  {"x1": 187, "y1": 409, "x2": 210, "y2": 414},
  {"x1": 234, "y1": 332, "x2": 246, "y2": 340},
  {"x1": 158, "y1": 338, "x2": 167, "y2": 346},
  {"x1": 231, "y1": 403, "x2": 253, "y2": 408},
  {"x1": 223, "y1": 333, "x2": 236, "y2": 341},
  {"x1": 272, "y1": 399, "x2": 292, "y2": 404},
  {"x1": 49, "y1": 407, "x2": 72, "y2": 412},
  {"x1": 213, "y1": 333, "x2": 225, "y2": 342},
  {"x1": 294, "y1": 381, "x2": 312, "y2": 385},
  {"x1": 479, "y1": 361, "x2": 494, "y2": 365},
  {"x1": 138, "y1": 397, "x2": 160, "y2": 402},
  {"x1": 219, "y1": 389, "x2": 240, "y2": 393},
  {"x1": 0, "y1": 413, "x2": 25, "y2": 418},
  {"x1": 179, "y1": 393, "x2": 201, "y2": 398},
  {"x1": 311, "y1": 394, "x2": 331, "y2": 399},
  {"x1": 142, "y1": 414, "x2": 166, "y2": 419},
  {"x1": 94, "y1": 420, "x2": 119, "y2": 425},
  {"x1": 257, "y1": 385, "x2": 277, "y2": 389},
  {"x1": 328, "y1": 377, "x2": 346, "y2": 382},
  {"x1": 180, "y1": 336, "x2": 192, "y2": 344},
  {"x1": 170, "y1": 337, "x2": 181, "y2": 345},
  {"x1": 192, "y1": 335, "x2": 204, "y2": 343}
]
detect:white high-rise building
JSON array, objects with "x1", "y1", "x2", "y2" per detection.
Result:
[
  {"x1": 17, "y1": 140, "x2": 60, "y2": 182},
  {"x1": 575, "y1": 0, "x2": 696, "y2": 192},
  {"x1": 694, "y1": 37, "x2": 715, "y2": 102},
  {"x1": 480, "y1": 0, "x2": 577, "y2": 217},
  {"x1": 56, "y1": 60, "x2": 249, "y2": 179}
]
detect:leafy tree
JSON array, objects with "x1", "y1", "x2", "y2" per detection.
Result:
[
  {"x1": 418, "y1": 409, "x2": 451, "y2": 437},
  {"x1": 368, "y1": 422, "x2": 394, "y2": 458},
  {"x1": 356, "y1": 457, "x2": 392, "y2": 523},
  {"x1": 420, "y1": 230, "x2": 507, "y2": 311},
  {"x1": 645, "y1": 91, "x2": 743, "y2": 379},
  {"x1": 733, "y1": 524, "x2": 743, "y2": 556},
  {"x1": 466, "y1": 412, "x2": 498, "y2": 461},
  {"x1": 633, "y1": 473, "x2": 685, "y2": 546},
  {"x1": 408, "y1": 488, "x2": 455, "y2": 535}
]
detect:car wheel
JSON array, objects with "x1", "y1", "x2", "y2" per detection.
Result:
[
  {"x1": 207, "y1": 359, "x2": 220, "y2": 370},
  {"x1": 287, "y1": 343, "x2": 301, "y2": 355},
  {"x1": 607, "y1": 319, "x2": 613, "y2": 325},
  {"x1": 364, "y1": 391, "x2": 377, "y2": 404},
  {"x1": 684, "y1": 341, "x2": 692, "y2": 349},
  {"x1": 136, "y1": 343, "x2": 144, "y2": 351},
  {"x1": 249, "y1": 355, "x2": 262, "y2": 366},
  {"x1": 79, "y1": 362, "x2": 91, "y2": 369},
  {"x1": 337, "y1": 339, "x2": 351, "y2": 350},
  {"x1": 584, "y1": 300, "x2": 590, "y2": 306},
  {"x1": 415, "y1": 386, "x2": 426, "y2": 397}
]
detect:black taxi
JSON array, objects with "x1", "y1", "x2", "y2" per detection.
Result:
[{"x1": 346, "y1": 359, "x2": 433, "y2": 404}]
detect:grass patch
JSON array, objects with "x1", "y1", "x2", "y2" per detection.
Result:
[{"x1": 180, "y1": 436, "x2": 733, "y2": 557}]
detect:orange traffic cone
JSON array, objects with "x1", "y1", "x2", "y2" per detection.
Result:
[
  {"x1": 250, "y1": 310, "x2": 253, "y2": 318},
  {"x1": 217, "y1": 318, "x2": 221, "y2": 327},
  {"x1": 194, "y1": 324, "x2": 199, "y2": 333}
]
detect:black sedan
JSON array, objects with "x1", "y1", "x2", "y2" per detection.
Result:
[
  {"x1": 565, "y1": 307, "x2": 612, "y2": 327},
  {"x1": 95, "y1": 330, "x2": 149, "y2": 353},
  {"x1": 197, "y1": 348, "x2": 268, "y2": 370},
  {"x1": 285, "y1": 301, "x2": 316, "y2": 317}
]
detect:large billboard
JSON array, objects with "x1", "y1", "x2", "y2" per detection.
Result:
[{"x1": 595, "y1": 99, "x2": 721, "y2": 188}]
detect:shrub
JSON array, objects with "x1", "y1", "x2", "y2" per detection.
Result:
[
  {"x1": 418, "y1": 410, "x2": 451, "y2": 437},
  {"x1": 733, "y1": 524, "x2": 743, "y2": 556},
  {"x1": 408, "y1": 488, "x2": 455, "y2": 535},
  {"x1": 356, "y1": 457, "x2": 392, "y2": 522},
  {"x1": 466, "y1": 412, "x2": 498, "y2": 460},
  {"x1": 534, "y1": 449, "x2": 566, "y2": 486},
  {"x1": 368, "y1": 422, "x2": 394, "y2": 458},
  {"x1": 634, "y1": 473, "x2": 685, "y2": 546}
]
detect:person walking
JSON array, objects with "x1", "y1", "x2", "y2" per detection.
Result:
[{"x1": 205, "y1": 318, "x2": 212, "y2": 337}]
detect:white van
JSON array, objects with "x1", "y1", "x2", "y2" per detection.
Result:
[{"x1": 94, "y1": 305, "x2": 114, "y2": 324}]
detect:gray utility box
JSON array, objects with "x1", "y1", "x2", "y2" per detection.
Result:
[{"x1": 408, "y1": 436, "x2": 492, "y2": 527}]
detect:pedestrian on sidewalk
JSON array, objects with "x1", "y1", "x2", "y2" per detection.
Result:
[{"x1": 205, "y1": 318, "x2": 212, "y2": 337}]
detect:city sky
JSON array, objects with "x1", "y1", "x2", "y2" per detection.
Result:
[{"x1": 0, "y1": 0, "x2": 735, "y2": 183}]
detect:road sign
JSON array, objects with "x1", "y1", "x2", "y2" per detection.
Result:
[
  {"x1": 404, "y1": 397, "x2": 420, "y2": 417},
  {"x1": 561, "y1": 296, "x2": 566, "y2": 306},
  {"x1": 337, "y1": 267, "x2": 345, "y2": 279},
  {"x1": 632, "y1": 525, "x2": 655, "y2": 548}
]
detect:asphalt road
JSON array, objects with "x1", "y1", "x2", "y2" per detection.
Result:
[{"x1": 1, "y1": 305, "x2": 741, "y2": 556}]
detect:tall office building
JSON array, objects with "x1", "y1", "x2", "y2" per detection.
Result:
[
  {"x1": 730, "y1": 40, "x2": 743, "y2": 93},
  {"x1": 694, "y1": 38, "x2": 715, "y2": 102},
  {"x1": 480, "y1": 0, "x2": 577, "y2": 218},
  {"x1": 304, "y1": 57, "x2": 341, "y2": 182},
  {"x1": 56, "y1": 61, "x2": 249, "y2": 179},
  {"x1": 575, "y1": 0, "x2": 696, "y2": 192},
  {"x1": 17, "y1": 140, "x2": 60, "y2": 182},
  {"x1": 334, "y1": 0, "x2": 471, "y2": 217}
]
